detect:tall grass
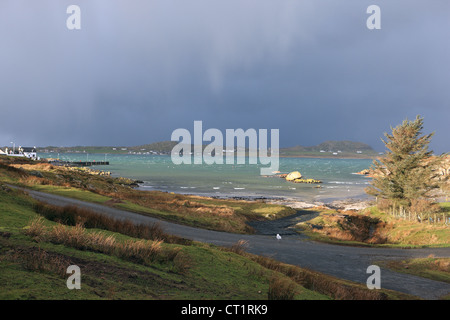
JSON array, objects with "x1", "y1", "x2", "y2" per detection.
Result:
[
  {"x1": 225, "y1": 241, "x2": 387, "y2": 300},
  {"x1": 32, "y1": 201, "x2": 191, "y2": 245},
  {"x1": 252, "y1": 254, "x2": 387, "y2": 300},
  {"x1": 25, "y1": 217, "x2": 187, "y2": 270},
  {"x1": 228, "y1": 239, "x2": 249, "y2": 255}
]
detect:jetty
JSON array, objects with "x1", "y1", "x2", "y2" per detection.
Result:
[{"x1": 48, "y1": 160, "x2": 109, "y2": 167}]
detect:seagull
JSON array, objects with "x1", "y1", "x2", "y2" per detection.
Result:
[{"x1": 276, "y1": 234, "x2": 282, "y2": 240}]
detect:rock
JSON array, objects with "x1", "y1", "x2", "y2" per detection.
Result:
[
  {"x1": 326, "y1": 199, "x2": 373, "y2": 211},
  {"x1": 293, "y1": 178, "x2": 322, "y2": 184},
  {"x1": 285, "y1": 171, "x2": 302, "y2": 181}
]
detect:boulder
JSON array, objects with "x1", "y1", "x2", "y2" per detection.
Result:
[
  {"x1": 285, "y1": 171, "x2": 302, "y2": 181},
  {"x1": 356, "y1": 169, "x2": 371, "y2": 175}
]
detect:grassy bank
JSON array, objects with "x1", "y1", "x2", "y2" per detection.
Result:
[
  {"x1": 379, "y1": 257, "x2": 450, "y2": 284},
  {"x1": 295, "y1": 206, "x2": 450, "y2": 248},
  {"x1": 0, "y1": 184, "x2": 412, "y2": 300}
]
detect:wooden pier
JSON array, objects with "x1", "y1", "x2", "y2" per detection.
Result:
[{"x1": 49, "y1": 160, "x2": 109, "y2": 167}]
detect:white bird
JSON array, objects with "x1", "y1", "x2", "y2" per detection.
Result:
[{"x1": 276, "y1": 234, "x2": 282, "y2": 240}]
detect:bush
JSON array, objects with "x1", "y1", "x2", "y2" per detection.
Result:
[
  {"x1": 267, "y1": 276, "x2": 297, "y2": 300},
  {"x1": 228, "y1": 240, "x2": 249, "y2": 255}
]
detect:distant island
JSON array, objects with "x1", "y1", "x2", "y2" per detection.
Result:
[
  {"x1": 36, "y1": 140, "x2": 380, "y2": 159},
  {"x1": 279, "y1": 140, "x2": 379, "y2": 158}
]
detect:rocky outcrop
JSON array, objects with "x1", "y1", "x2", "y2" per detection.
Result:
[
  {"x1": 355, "y1": 169, "x2": 371, "y2": 175},
  {"x1": 285, "y1": 171, "x2": 302, "y2": 181},
  {"x1": 284, "y1": 171, "x2": 322, "y2": 184},
  {"x1": 67, "y1": 166, "x2": 111, "y2": 176},
  {"x1": 292, "y1": 178, "x2": 322, "y2": 184}
]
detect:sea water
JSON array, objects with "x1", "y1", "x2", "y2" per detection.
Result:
[{"x1": 39, "y1": 153, "x2": 374, "y2": 203}]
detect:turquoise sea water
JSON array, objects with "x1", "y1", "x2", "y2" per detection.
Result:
[{"x1": 39, "y1": 153, "x2": 374, "y2": 202}]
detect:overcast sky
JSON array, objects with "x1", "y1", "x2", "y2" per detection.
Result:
[{"x1": 1, "y1": 0, "x2": 449, "y2": 152}]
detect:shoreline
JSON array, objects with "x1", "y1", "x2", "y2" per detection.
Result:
[
  {"x1": 40, "y1": 154, "x2": 378, "y2": 212},
  {"x1": 137, "y1": 183, "x2": 375, "y2": 212},
  {"x1": 40, "y1": 151, "x2": 378, "y2": 160}
]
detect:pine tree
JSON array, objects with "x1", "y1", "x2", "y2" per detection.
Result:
[{"x1": 366, "y1": 115, "x2": 443, "y2": 216}]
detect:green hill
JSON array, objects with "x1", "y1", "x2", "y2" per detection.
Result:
[
  {"x1": 37, "y1": 140, "x2": 378, "y2": 158},
  {"x1": 280, "y1": 140, "x2": 377, "y2": 158}
]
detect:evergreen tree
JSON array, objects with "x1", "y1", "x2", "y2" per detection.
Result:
[{"x1": 366, "y1": 115, "x2": 443, "y2": 214}]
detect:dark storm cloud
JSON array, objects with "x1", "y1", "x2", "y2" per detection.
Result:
[{"x1": 0, "y1": 0, "x2": 449, "y2": 152}]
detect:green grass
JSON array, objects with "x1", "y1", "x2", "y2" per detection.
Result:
[
  {"x1": 0, "y1": 186, "x2": 330, "y2": 300},
  {"x1": 380, "y1": 258, "x2": 450, "y2": 285},
  {"x1": 295, "y1": 206, "x2": 450, "y2": 248},
  {"x1": 0, "y1": 262, "x2": 98, "y2": 300},
  {"x1": 29, "y1": 185, "x2": 112, "y2": 204},
  {"x1": 440, "y1": 202, "x2": 450, "y2": 213}
]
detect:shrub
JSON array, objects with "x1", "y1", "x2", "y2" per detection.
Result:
[
  {"x1": 228, "y1": 240, "x2": 249, "y2": 255},
  {"x1": 267, "y1": 276, "x2": 297, "y2": 300}
]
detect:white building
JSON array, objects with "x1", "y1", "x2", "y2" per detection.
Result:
[
  {"x1": 1, "y1": 146, "x2": 38, "y2": 160},
  {"x1": 19, "y1": 147, "x2": 38, "y2": 159}
]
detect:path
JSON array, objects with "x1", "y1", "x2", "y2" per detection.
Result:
[{"x1": 19, "y1": 187, "x2": 450, "y2": 299}]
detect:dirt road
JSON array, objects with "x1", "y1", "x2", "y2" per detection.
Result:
[{"x1": 20, "y1": 187, "x2": 450, "y2": 299}]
